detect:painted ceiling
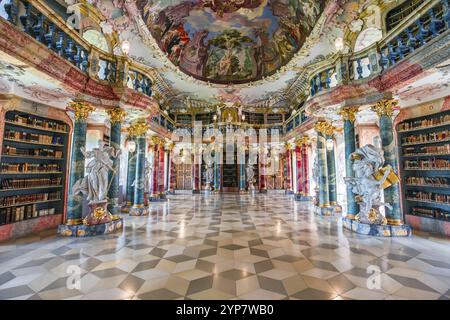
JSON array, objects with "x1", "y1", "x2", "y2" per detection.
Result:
[
  {"x1": 134, "y1": 0, "x2": 326, "y2": 84},
  {"x1": 87, "y1": 0, "x2": 373, "y2": 107}
]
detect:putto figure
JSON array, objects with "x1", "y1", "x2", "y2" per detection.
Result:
[{"x1": 344, "y1": 144, "x2": 398, "y2": 225}]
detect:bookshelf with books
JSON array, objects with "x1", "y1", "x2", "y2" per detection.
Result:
[
  {"x1": 0, "y1": 110, "x2": 69, "y2": 239},
  {"x1": 397, "y1": 110, "x2": 450, "y2": 235}
]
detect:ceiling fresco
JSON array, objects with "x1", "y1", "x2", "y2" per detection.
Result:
[{"x1": 134, "y1": 0, "x2": 326, "y2": 84}]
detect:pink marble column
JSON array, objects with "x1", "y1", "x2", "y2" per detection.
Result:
[
  {"x1": 158, "y1": 144, "x2": 166, "y2": 200},
  {"x1": 285, "y1": 149, "x2": 293, "y2": 194},
  {"x1": 296, "y1": 146, "x2": 303, "y2": 195},
  {"x1": 150, "y1": 144, "x2": 159, "y2": 201},
  {"x1": 301, "y1": 144, "x2": 309, "y2": 196}
]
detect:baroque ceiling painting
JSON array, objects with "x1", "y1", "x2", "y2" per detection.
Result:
[{"x1": 135, "y1": 0, "x2": 326, "y2": 84}]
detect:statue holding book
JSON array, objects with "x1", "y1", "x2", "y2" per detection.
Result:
[{"x1": 344, "y1": 144, "x2": 399, "y2": 225}]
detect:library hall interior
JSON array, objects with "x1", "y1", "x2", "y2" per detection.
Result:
[{"x1": 0, "y1": 0, "x2": 450, "y2": 302}]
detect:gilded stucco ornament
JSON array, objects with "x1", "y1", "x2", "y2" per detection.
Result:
[
  {"x1": 128, "y1": 120, "x2": 150, "y2": 137},
  {"x1": 295, "y1": 136, "x2": 309, "y2": 146},
  {"x1": 68, "y1": 100, "x2": 95, "y2": 120},
  {"x1": 338, "y1": 106, "x2": 359, "y2": 122},
  {"x1": 371, "y1": 99, "x2": 398, "y2": 117},
  {"x1": 314, "y1": 121, "x2": 335, "y2": 136},
  {"x1": 106, "y1": 107, "x2": 126, "y2": 124}
]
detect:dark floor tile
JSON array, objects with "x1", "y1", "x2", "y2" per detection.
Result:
[
  {"x1": 119, "y1": 274, "x2": 145, "y2": 294},
  {"x1": 92, "y1": 267, "x2": 127, "y2": 279},
  {"x1": 138, "y1": 288, "x2": 181, "y2": 300},
  {"x1": 291, "y1": 288, "x2": 337, "y2": 300},
  {"x1": 219, "y1": 269, "x2": 254, "y2": 281},
  {"x1": 327, "y1": 274, "x2": 356, "y2": 295},
  {"x1": 0, "y1": 271, "x2": 15, "y2": 286},
  {"x1": 254, "y1": 260, "x2": 274, "y2": 274},
  {"x1": 257, "y1": 275, "x2": 287, "y2": 295},
  {"x1": 131, "y1": 260, "x2": 161, "y2": 273},
  {"x1": 186, "y1": 276, "x2": 214, "y2": 296},
  {"x1": 0, "y1": 285, "x2": 34, "y2": 299}
]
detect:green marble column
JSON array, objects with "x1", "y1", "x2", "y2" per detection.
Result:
[
  {"x1": 372, "y1": 100, "x2": 403, "y2": 225},
  {"x1": 106, "y1": 108, "x2": 126, "y2": 214},
  {"x1": 66, "y1": 102, "x2": 95, "y2": 225},
  {"x1": 326, "y1": 134, "x2": 337, "y2": 206},
  {"x1": 339, "y1": 106, "x2": 360, "y2": 219},
  {"x1": 129, "y1": 121, "x2": 150, "y2": 216},
  {"x1": 315, "y1": 121, "x2": 330, "y2": 212},
  {"x1": 124, "y1": 135, "x2": 137, "y2": 211}
]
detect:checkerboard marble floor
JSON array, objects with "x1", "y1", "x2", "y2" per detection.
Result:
[{"x1": 1, "y1": 194, "x2": 450, "y2": 300}]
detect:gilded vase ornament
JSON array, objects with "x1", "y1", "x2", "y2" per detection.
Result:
[
  {"x1": 371, "y1": 99, "x2": 398, "y2": 117},
  {"x1": 339, "y1": 106, "x2": 359, "y2": 122},
  {"x1": 107, "y1": 108, "x2": 126, "y2": 124},
  {"x1": 68, "y1": 100, "x2": 95, "y2": 120}
]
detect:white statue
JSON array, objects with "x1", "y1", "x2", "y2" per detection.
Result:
[
  {"x1": 344, "y1": 144, "x2": 395, "y2": 225},
  {"x1": 205, "y1": 158, "x2": 214, "y2": 190},
  {"x1": 246, "y1": 163, "x2": 255, "y2": 190},
  {"x1": 73, "y1": 140, "x2": 121, "y2": 203},
  {"x1": 144, "y1": 159, "x2": 152, "y2": 193}
]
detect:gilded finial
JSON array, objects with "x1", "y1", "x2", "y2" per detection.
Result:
[
  {"x1": 67, "y1": 100, "x2": 95, "y2": 121},
  {"x1": 371, "y1": 99, "x2": 398, "y2": 117}
]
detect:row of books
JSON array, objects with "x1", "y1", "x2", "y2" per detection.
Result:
[
  {"x1": 10, "y1": 115, "x2": 68, "y2": 132},
  {"x1": 4, "y1": 130, "x2": 64, "y2": 145},
  {"x1": 0, "y1": 163, "x2": 61, "y2": 173},
  {"x1": 404, "y1": 158, "x2": 450, "y2": 170},
  {"x1": 405, "y1": 176, "x2": 450, "y2": 186},
  {"x1": 402, "y1": 130, "x2": 450, "y2": 145},
  {"x1": 403, "y1": 144, "x2": 450, "y2": 156},
  {"x1": 0, "y1": 191, "x2": 61, "y2": 207},
  {"x1": 0, "y1": 205, "x2": 56, "y2": 225},
  {"x1": 398, "y1": 115, "x2": 450, "y2": 131},
  {"x1": 3, "y1": 146, "x2": 63, "y2": 158},
  {"x1": 411, "y1": 207, "x2": 450, "y2": 221},
  {"x1": 406, "y1": 191, "x2": 450, "y2": 204},
  {"x1": 0, "y1": 178, "x2": 62, "y2": 189}
]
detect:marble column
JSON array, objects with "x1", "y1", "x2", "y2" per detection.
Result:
[
  {"x1": 339, "y1": 106, "x2": 360, "y2": 219},
  {"x1": 106, "y1": 108, "x2": 126, "y2": 214},
  {"x1": 124, "y1": 137, "x2": 137, "y2": 211},
  {"x1": 284, "y1": 146, "x2": 293, "y2": 194},
  {"x1": 259, "y1": 151, "x2": 267, "y2": 193},
  {"x1": 214, "y1": 150, "x2": 219, "y2": 192},
  {"x1": 158, "y1": 143, "x2": 167, "y2": 201},
  {"x1": 239, "y1": 149, "x2": 246, "y2": 192},
  {"x1": 130, "y1": 121, "x2": 150, "y2": 216},
  {"x1": 326, "y1": 133, "x2": 338, "y2": 206},
  {"x1": 295, "y1": 144, "x2": 303, "y2": 196},
  {"x1": 315, "y1": 121, "x2": 331, "y2": 214},
  {"x1": 301, "y1": 142, "x2": 309, "y2": 197},
  {"x1": 168, "y1": 144, "x2": 175, "y2": 194},
  {"x1": 193, "y1": 147, "x2": 201, "y2": 194},
  {"x1": 149, "y1": 137, "x2": 160, "y2": 202},
  {"x1": 372, "y1": 99, "x2": 403, "y2": 225},
  {"x1": 66, "y1": 102, "x2": 95, "y2": 225}
]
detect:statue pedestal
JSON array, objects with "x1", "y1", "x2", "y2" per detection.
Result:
[
  {"x1": 315, "y1": 206, "x2": 334, "y2": 216},
  {"x1": 58, "y1": 200, "x2": 123, "y2": 237},
  {"x1": 342, "y1": 217, "x2": 412, "y2": 237}
]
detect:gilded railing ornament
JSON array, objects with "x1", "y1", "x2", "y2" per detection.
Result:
[
  {"x1": 106, "y1": 108, "x2": 126, "y2": 124},
  {"x1": 338, "y1": 106, "x2": 359, "y2": 123},
  {"x1": 68, "y1": 100, "x2": 95, "y2": 121},
  {"x1": 371, "y1": 99, "x2": 398, "y2": 117}
]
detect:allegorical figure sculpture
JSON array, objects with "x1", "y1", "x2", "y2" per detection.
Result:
[
  {"x1": 344, "y1": 144, "x2": 398, "y2": 225},
  {"x1": 246, "y1": 163, "x2": 255, "y2": 191},
  {"x1": 312, "y1": 157, "x2": 320, "y2": 206},
  {"x1": 205, "y1": 158, "x2": 214, "y2": 191},
  {"x1": 72, "y1": 140, "x2": 121, "y2": 225}
]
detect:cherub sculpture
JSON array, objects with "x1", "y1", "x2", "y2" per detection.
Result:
[{"x1": 344, "y1": 144, "x2": 396, "y2": 225}]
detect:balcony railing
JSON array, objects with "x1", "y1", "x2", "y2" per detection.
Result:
[{"x1": 309, "y1": 0, "x2": 449, "y2": 97}]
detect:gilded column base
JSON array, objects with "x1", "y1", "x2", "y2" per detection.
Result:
[
  {"x1": 387, "y1": 218, "x2": 404, "y2": 226},
  {"x1": 130, "y1": 205, "x2": 149, "y2": 216}
]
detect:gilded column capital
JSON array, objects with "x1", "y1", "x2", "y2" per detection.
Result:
[
  {"x1": 148, "y1": 135, "x2": 163, "y2": 147},
  {"x1": 127, "y1": 120, "x2": 149, "y2": 137},
  {"x1": 371, "y1": 99, "x2": 398, "y2": 117},
  {"x1": 67, "y1": 100, "x2": 95, "y2": 121},
  {"x1": 338, "y1": 106, "x2": 359, "y2": 122},
  {"x1": 295, "y1": 136, "x2": 309, "y2": 147},
  {"x1": 314, "y1": 121, "x2": 335, "y2": 136},
  {"x1": 107, "y1": 108, "x2": 126, "y2": 125}
]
